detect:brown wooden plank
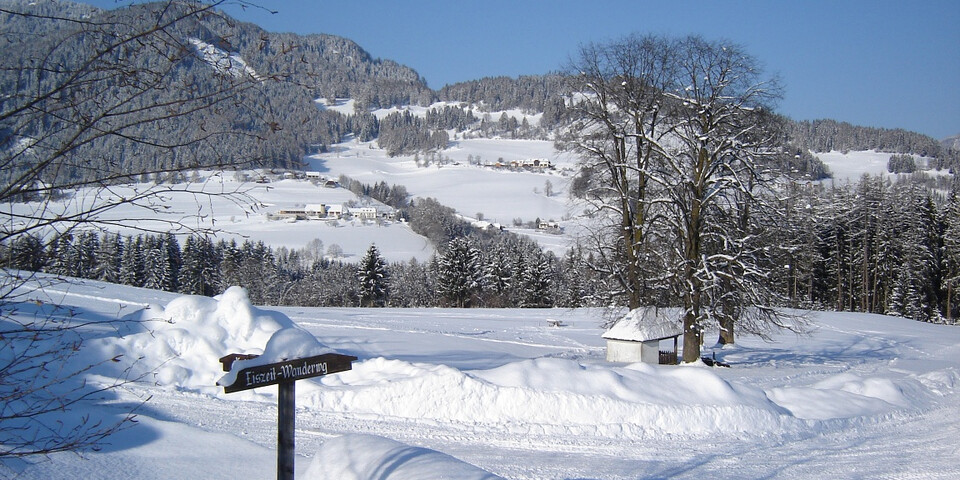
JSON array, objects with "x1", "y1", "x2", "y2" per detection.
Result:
[{"x1": 221, "y1": 353, "x2": 357, "y2": 393}]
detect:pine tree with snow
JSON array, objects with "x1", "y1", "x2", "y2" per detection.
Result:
[
  {"x1": 93, "y1": 232, "x2": 123, "y2": 284},
  {"x1": 883, "y1": 184, "x2": 941, "y2": 322},
  {"x1": 388, "y1": 258, "x2": 435, "y2": 307},
  {"x1": 140, "y1": 236, "x2": 165, "y2": 291},
  {"x1": 74, "y1": 231, "x2": 99, "y2": 279},
  {"x1": 119, "y1": 235, "x2": 143, "y2": 287},
  {"x1": 435, "y1": 238, "x2": 484, "y2": 308},
  {"x1": 357, "y1": 243, "x2": 389, "y2": 307},
  {"x1": 46, "y1": 233, "x2": 74, "y2": 277},
  {"x1": 483, "y1": 245, "x2": 514, "y2": 307},
  {"x1": 942, "y1": 181, "x2": 960, "y2": 323},
  {"x1": 216, "y1": 239, "x2": 242, "y2": 292},
  {"x1": 179, "y1": 235, "x2": 220, "y2": 296},
  {"x1": 519, "y1": 250, "x2": 554, "y2": 308}
]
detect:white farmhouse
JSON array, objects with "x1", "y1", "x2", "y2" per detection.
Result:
[
  {"x1": 602, "y1": 308, "x2": 682, "y2": 364},
  {"x1": 350, "y1": 206, "x2": 378, "y2": 220}
]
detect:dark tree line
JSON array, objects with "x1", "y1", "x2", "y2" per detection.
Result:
[
  {"x1": 0, "y1": 226, "x2": 596, "y2": 309},
  {"x1": 887, "y1": 154, "x2": 918, "y2": 174},
  {"x1": 772, "y1": 175, "x2": 960, "y2": 323},
  {"x1": 437, "y1": 75, "x2": 566, "y2": 114}
]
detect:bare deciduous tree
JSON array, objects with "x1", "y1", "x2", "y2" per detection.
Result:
[
  {"x1": 0, "y1": 0, "x2": 286, "y2": 456},
  {"x1": 561, "y1": 34, "x2": 802, "y2": 362}
]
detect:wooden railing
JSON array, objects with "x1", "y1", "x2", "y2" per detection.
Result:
[{"x1": 659, "y1": 350, "x2": 677, "y2": 365}]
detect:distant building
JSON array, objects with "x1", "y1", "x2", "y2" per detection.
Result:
[
  {"x1": 350, "y1": 206, "x2": 377, "y2": 220},
  {"x1": 538, "y1": 221, "x2": 563, "y2": 232},
  {"x1": 325, "y1": 204, "x2": 344, "y2": 218},
  {"x1": 304, "y1": 204, "x2": 327, "y2": 217}
]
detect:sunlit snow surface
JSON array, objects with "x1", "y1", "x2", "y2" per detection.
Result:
[{"x1": 3, "y1": 276, "x2": 959, "y2": 479}]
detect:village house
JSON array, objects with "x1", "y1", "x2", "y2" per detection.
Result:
[
  {"x1": 538, "y1": 221, "x2": 563, "y2": 232},
  {"x1": 325, "y1": 204, "x2": 344, "y2": 218},
  {"x1": 350, "y1": 206, "x2": 378, "y2": 220},
  {"x1": 270, "y1": 203, "x2": 397, "y2": 223},
  {"x1": 490, "y1": 158, "x2": 553, "y2": 171}
]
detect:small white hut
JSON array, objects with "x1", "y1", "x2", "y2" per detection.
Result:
[{"x1": 602, "y1": 308, "x2": 682, "y2": 364}]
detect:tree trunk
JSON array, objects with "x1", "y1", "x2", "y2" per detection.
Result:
[
  {"x1": 948, "y1": 282, "x2": 954, "y2": 323},
  {"x1": 718, "y1": 316, "x2": 735, "y2": 345},
  {"x1": 682, "y1": 312, "x2": 702, "y2": 363}
]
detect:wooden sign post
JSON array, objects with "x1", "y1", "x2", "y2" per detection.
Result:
[{"x1": 219, "y1": 352, "x2": 357, "y2": 480}]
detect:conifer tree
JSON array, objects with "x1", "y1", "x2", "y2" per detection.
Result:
[
  {"x1": 357, "y1": 244, "x2": 389, "y2": 307},
  {"x1": 942, "y1": 181, "x2": 960, "y2": 322},
  {"x1": 119, "y1": 235, "x2": 143, "y2": 287},
  {"x1": 519, "y1": 250, "x2": 554, "y2": 308},
  {"x1": 435, "y1": 238, "x2": 484, "y2": 307},
  {"x1": 5, "y1": 234, "x2": 46, "y2": 272},
  {"x1": 93, "y1": 232, "x2": 123, "y2": 284},
  {"x1": 179, "y1": 235, "x2": 219, "y2": 296}
]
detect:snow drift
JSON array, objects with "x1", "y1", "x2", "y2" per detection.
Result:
[
  {"x1": 304, "y1": 434, "x2": 503, "y2": 480},
  {"x1": 94, "y1": 286, "x2": 299, "y2": 391}
]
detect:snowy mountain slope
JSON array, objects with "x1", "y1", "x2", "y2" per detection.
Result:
[
  {"x1": 4, "y1": 275, "x2": 959, "y2": 479},
  {"x1": 942, "y1": 133, "x2": 960, "y2": 151}
]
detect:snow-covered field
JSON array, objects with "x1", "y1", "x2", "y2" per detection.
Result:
[
  {"x1": 3, "y1": 275, "x2": 959, "y2": 479},
  {"x1": 816, "y1": 150, "x2": 948, "y2": 184},
  {"x1": 305, "y1": 138, "x2": 578, "y2": 231}
]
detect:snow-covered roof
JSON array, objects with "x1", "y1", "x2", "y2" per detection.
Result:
[{"x1": 602, "y1": 308, "x2": 683, "y2": 342}]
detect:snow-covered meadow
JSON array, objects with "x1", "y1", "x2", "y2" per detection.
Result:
[
  {"x1": 816, "y1": 149, "x2": 949, "y2": 184},
  {"x1": 3, "y1": 275, "x2": 959, "y2": 479}
]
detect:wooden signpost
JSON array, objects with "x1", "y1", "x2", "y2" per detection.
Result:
[{"x1": 218, "y1": 352, "x2": 357, "y2": 480}]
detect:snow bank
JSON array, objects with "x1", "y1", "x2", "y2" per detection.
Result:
[
  {"x1": 767, "y1": 372, "x2": 914, "y2": 420},
  {"x1": 306, "y1": 357, "x2": 803, "y2": 438},
  {"x1": 94, "y1": 286, "x2": 301, "y2": 392},
  {"x1": 304, "y1": 434, "x2": 503, "y2": 480}
]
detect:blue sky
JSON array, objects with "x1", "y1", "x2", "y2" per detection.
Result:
[{"x1": 86, "y1": 1, "x2": 959, "y2": 140}]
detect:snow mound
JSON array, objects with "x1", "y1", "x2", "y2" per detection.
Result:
[
  {"x1": 217, "y1": 324, "x2": 334, "y2": 388},
  {"x1": 304, "y1": 434, "x2": 504, "y2": 480},
  {"x1": 768, "y1": 372, "x2": 914, "y2": 420},
  {"x1": 94, "y1": 286, "x2": 300, "y2": 391},
  {"x1": 306, "y1": 357, "x2": 803, "y2": 438}
]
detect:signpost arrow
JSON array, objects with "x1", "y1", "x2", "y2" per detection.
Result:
[{"x1": 218, "y1": 352, "x2": 357, "y2": 480}]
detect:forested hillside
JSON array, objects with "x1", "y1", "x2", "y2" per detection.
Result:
[{"x1": 0, "y1": 0, "x2": 432, "y2": 189}]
